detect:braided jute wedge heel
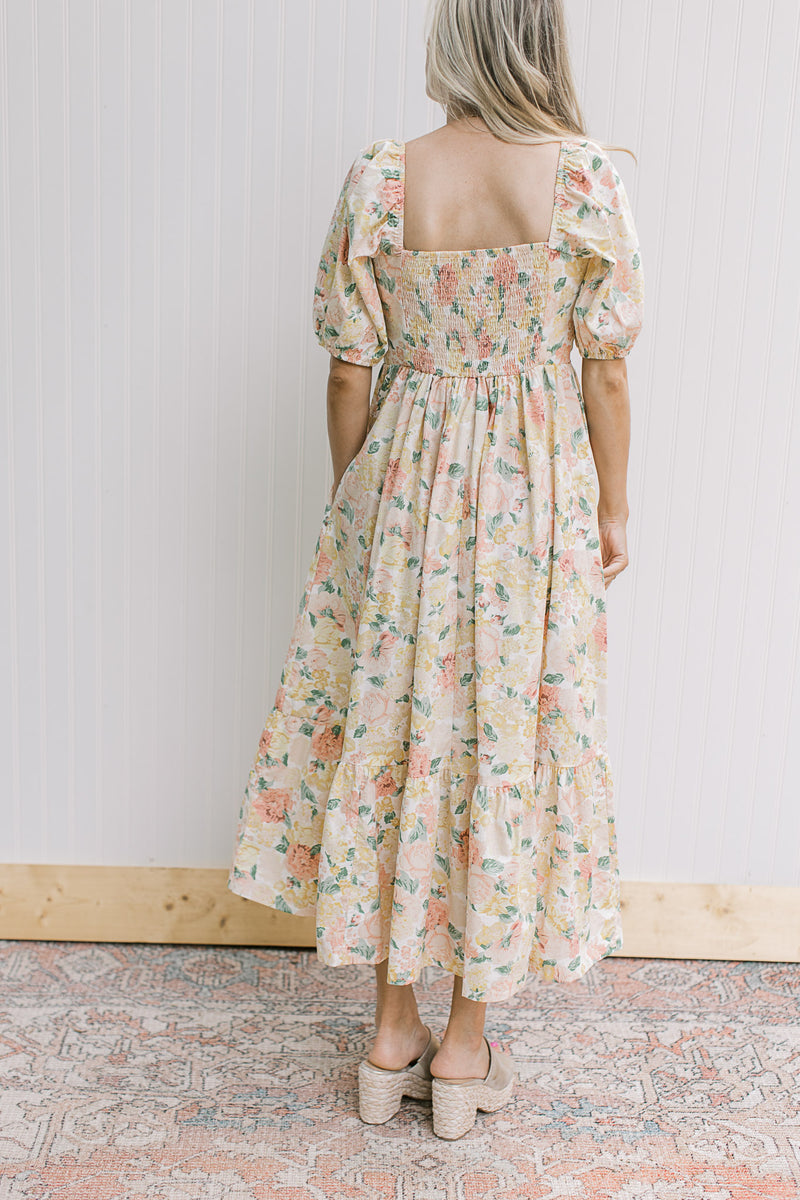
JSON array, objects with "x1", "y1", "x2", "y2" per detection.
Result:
[
  {"x1": 358, "y1": 1025, "x2": 441, "y2": 1124},
  {"x1": 431, "y1": 1036, "x2": 516, "y2": 1140}
]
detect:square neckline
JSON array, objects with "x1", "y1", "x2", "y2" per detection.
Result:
[{"x1": 396, "y1": 137, "x2": 566, "y2": 257}]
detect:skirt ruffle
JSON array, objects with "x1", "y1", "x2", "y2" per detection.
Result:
[{"x1": 228, "y1": 718, "x2": 623, "y2": 1003}]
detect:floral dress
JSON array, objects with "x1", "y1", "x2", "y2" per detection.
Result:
[{"x1": 227, "y1": 136, "x2": 645, "y2": 1003}]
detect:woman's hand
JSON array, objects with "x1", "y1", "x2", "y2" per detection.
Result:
[{"x1": 598, "y1": 518, "x2": 629, "y2": 588}]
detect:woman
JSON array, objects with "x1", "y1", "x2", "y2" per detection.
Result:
[{"x1": 228, "y1": 0, "x2": 644, "y2": 1140}]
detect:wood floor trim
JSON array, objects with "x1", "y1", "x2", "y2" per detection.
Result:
[{"x1": 1, "y1": 865, "x2": 798, "y2": 962}]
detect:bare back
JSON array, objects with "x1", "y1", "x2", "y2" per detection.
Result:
[{"x1": 403, "y1": 120, "x2": 562, "y2": 253}]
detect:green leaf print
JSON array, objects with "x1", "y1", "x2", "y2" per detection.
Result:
[
  {"x1": 448, "y1": 462, "x2": 465, "y2": 478},
  {"x1": 407, "y1": 817, "x2": 427, "y2": 842},
  {"x1": 353, "y1": 940, "x2": 378, "y2": 960},
  {"x1": 435, "y1": 852, "x2": 451, "y2": 877},
  {"x1": 544, "y1": 673, "x2": 565, "y2": 684},
  {"x1": 554, "y1": 276, "x2": 567, "y2": 292},
  {"x1": 502, "y1": 624, "x2": 521, "y2": 637},
  {"x1": 460, "y1": 672, "x2": 473, "y2": 685},
  {"x1": 273, "y1": 895, "x2": 293, "y2": 913},
  {"x1": 395, "y1": 872, "x2": 419, "y2": 894},
  {"x1": 495, "y1": 581, "x2": 510, "y2": 602},
  {"x1": 353, "y1": 723, "x2": 367, "y2": 738},
  {"x1": 592, "y1": 155, "x2": 603, "y2": 171},
  {"x1": 495, "y1": 457, "x2": 518, "y2": 481},
  {"x1": 412, "y1": 695, "x2": 432, "y2": 717},
  {"x1": 483, "y1": 722, "x2": 498, "y2": 742},
  {"x1": 316, "y1": 878, "x2": 341, "y2": 895},
  {"x1": 598, "y1": 855, "x2": 610, "y2": 869}
]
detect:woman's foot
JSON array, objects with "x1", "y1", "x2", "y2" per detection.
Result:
[
  {"x1": 368, "y1": 1018, "x2": 432, "y2": 1071},
  {"x1": 430, "y1": 1034, "x2": 490, "y2": 1081}
]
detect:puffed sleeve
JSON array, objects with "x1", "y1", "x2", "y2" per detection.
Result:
[
  {"x1": 569, "y1": 142, "x2": 645, "y2": 359},
  {"x1": 312, "y1": 144, "x2": 390, "y2": 367}
]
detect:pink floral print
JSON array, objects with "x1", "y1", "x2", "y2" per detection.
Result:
[{"x1": 228, "y1": 136, "x2": 645, "y2": 1002}]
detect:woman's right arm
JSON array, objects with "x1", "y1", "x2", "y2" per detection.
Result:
[
  {"x1": 326, "y1": 354, "x2": 373, "y2": 493},
  {"x1": 581, "y1": 357, "x2": 631, "y2": 588}
]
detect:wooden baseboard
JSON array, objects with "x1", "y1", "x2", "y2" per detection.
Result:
[{"x1": 0, "y1": 865, "x2": 798, "y2": 962}]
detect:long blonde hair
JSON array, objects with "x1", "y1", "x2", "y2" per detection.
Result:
[{"x1": 424, "y1": 0, "x2": 633, "y2": 158}]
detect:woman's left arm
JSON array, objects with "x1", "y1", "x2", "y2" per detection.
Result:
[{"x1": 326, "y1": 354, "x2": 373, "y2": 492}]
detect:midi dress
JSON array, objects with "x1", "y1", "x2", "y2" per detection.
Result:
[{"x1": 227, "y1": 136, "x2": 645, "y2": 1003}]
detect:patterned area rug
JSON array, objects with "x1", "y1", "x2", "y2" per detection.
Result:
[{"x1": 1, "y1": 942, "x2": 799, "y2": 1199}]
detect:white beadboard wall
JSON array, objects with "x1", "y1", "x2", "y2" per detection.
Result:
[{"x1": 1, "y1": 0, "x2": 798, "y2": 885}]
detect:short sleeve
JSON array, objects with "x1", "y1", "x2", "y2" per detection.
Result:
[
  {"x1": 567, "y1": 142, "x2": 645, "y2": 360},
  {"x1": 312, "y1": 144, "x2": 392, "y2": 367}
]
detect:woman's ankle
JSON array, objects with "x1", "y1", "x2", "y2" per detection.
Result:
[
  {"x1": 374, "y1": 1011, "x2": 427, "y2": 1041},
  {"x1": 430, "y1": 1033, "x2": 490, "y2": 1079},
  {"x1": 368, "y1": 1016, "x2": 430, "y2": 1068},
  {"x1": 439, "y1": 1026, "x2": 486, "y2": 1052}
]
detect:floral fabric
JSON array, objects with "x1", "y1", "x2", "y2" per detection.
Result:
[{"x1": 227, "y1": 136, "x2": 644, "y2": 1003}]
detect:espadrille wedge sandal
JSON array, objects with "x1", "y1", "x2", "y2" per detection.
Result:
[
  {"x1": 358, "y1": 1025, "x2": 441, "y2": 1124},
  {"x1": 431, "y1": 1036, "x2": 516, "y2": 1139}
]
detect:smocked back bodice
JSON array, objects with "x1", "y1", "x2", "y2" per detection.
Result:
[
  {"x1": 312, "y1": 137, "x2": 645, "y2": 378},
  {"x1": 382, "y1": 242, "x2": 572, "y2": 376}
]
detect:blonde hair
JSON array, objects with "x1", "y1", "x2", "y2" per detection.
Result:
[{"x1": 424, "y1": 0, "x2": 634, "y2": 158}]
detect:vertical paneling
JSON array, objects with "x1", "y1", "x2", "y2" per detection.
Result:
[
  {"x1": 0, "y1": 0, "x2": 20, "y2": 858},
  {"x1": 1, "y1": 0, "x2": 798, "y2": 885}
]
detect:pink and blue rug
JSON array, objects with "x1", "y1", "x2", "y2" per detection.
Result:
[{"x1": 1, "y1": 941, "x2": 799, "y2": 1198}]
